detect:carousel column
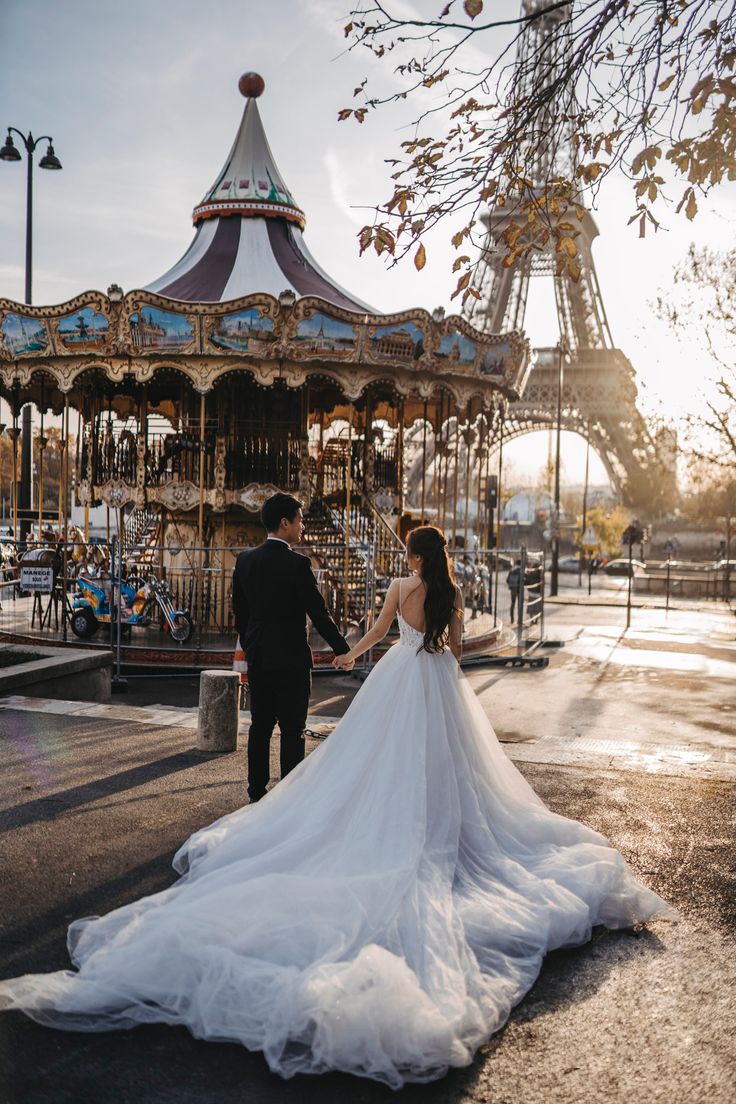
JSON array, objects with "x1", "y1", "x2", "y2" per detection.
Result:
[
  {"x1": 363, "y1": 392, "x2": 374, "y2": 497},
  {"x1": 74, "y1": 408, "x2": 81, "y2": 530},
  {"x1": 197, "y1": 390, "x2": 207, "y2": 643},
  {"x1": 343, "y1": 409, "x2": 353, "y2": 629},
  {"x1": 396, "y1": 399, "x2": 405, "y2": 516},
  {"x1": 441, "y1": 409, "x2": 454, "y2": 535},
  {"x1": 438, "y1": 424, "x2": 448, "y2": 534},
  {"x1": 462, "y1": 420, "x2": 473, "y2": 552},
  {"x1": 88, "y1": 389, "x2": 99, "y2": 541},
  {"x1": 298, "y1": 386, "x2": 311, "y2": 507},
  {"x1": 476, "y1": 415, "x2": 489, "y2": 551},
  {"x1": 432, "y1": 393, "x2": 442, "y2": 521},
  {"x1": 8, "y1": 419, "x2": 20, "y2": 545},
  {"x1": 420, "y1": 399, "x2": 428, "y2": 522},
  {"x1": 451, "y1": 414, "x2": 462, "y2": 549},
  {"x1": 493, "y1": 402, "x2": 506, "y2": 626},
  {"x1": 213, "y1": 433, "x2": 227, "y2": 631},
  {"x1": 135, "y1": 383, "x2": 148, "y2": 511},
  {"x1": 37, "y1": 381, "x2": 46, "y2": 537},
  {"x1": 61, "y1": 396, "x2": 70, "y2": 642},
  {"x1": 19, "y1": 405, "x2": 32, "y2": 543}
]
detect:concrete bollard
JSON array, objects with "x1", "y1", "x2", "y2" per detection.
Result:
[{"x1": 197, "y1": 670, "x2": 241, "y2": 753}]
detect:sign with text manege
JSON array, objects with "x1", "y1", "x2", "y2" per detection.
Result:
[{"x1": 20, "y1": 566, "x2": 54, "y2": 593}]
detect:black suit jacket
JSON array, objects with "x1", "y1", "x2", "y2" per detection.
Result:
[{"x1": 232, "y1": 539, "x2": 350, "y2": 671}]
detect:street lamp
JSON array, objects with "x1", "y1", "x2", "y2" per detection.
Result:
[
  {"x1": 1, "y1": 126, "x2": 63, "y2": 542},
  {"x1": 549, "y1": 338, "x2": 568, "y2": 597},
  {"x1": 1, "y1": 126, "x2": 63, "y2": 305}
]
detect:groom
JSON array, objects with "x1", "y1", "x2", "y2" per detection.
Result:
[{"x1": 232, "y1": 492, "x2": 352, "y2": 802}]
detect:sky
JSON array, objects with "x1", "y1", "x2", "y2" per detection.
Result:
[{"x1": 1, "y1": 0, "x2": 733, "y2": 488}]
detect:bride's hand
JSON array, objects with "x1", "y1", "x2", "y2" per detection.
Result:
[{"x1": 334, "y1": 653, "x2": 354, "y2": 670}]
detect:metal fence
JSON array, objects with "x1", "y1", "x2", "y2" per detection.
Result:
[{"x1": 0, "y1": 536, "x2": 545, "y2": 666}]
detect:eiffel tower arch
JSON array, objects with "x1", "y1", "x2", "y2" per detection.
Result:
[{"x1": 465, "y1": 0, "x2": 677, "y2": 512}]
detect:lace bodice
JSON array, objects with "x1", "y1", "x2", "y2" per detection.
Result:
[{"x1": 398, "y1": 613, "x2": 425, "y2": 649}]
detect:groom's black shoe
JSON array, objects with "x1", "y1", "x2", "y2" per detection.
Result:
[{"x1": 248, "y1": 791, "x2": 265, "y2": 804}]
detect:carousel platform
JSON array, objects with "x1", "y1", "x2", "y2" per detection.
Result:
[{"x1": 0, "y1": 589, "x2": 507, "y2": 670}]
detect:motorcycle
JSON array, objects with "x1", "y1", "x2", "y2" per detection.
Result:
[{"x1": 70, "y1": 571, "x2": 192, "y2": 644}]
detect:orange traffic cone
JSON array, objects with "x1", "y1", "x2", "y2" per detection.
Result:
[{"x1": 232, "y1": 637, "x2": 248, "y2": 685}]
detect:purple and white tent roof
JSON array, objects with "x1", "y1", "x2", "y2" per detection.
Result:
[{"x1": 145, "y1": 73, "x2": 373, "y2": 312}]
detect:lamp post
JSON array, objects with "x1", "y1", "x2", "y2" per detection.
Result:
[
  {"x1": 1, "y1": 127, "x2": 63, "y2": 543},
  {"x1": 0, "y1": 127, "x2": 63, "y2": 304},
  {"x1": 550, "y1": 339, "x2": 567, "y2": 597}
]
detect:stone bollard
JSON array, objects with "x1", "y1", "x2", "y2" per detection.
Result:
[{"x1": 197, "y1": 670, "x2": 240, "y2": 753}]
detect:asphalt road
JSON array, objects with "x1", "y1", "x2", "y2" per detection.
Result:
[{"x1": 0, "y1": 599, "x2": 734, "y2": 1103}]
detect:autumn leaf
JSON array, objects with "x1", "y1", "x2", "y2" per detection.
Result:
[
  {"x1": 414, "y1": 243, "x2": 427, "y2": 271},
  {"x1": 686, "y1": 190, "x2": 698, "y2": 219},
  {"x1": 374, "y1": 227, "x2": 396, "y2": 256},
  {"x1": 658, "y1": 74, "x2": 676, "y2": 91},
  {"x1": 463, "y1": 0, "x2": 483, "y2": 19},
  {"x1": 358, "y1": 226, "x2": 373, "y2": 254},
  {"x1": 631, "y1": 145, "x2": 662, "y2": 174}
]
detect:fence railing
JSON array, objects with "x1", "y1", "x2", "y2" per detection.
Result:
[{"x1": 0, "y1": 537, "x2": 529, "y2": 660}]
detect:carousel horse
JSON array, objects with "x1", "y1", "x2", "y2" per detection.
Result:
[{"x1": 67, "y1": 526, "x2": 110, "y2": 577}]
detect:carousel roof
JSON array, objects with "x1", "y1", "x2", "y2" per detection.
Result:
[{"x1": 145, "y1": 73, "x2": 373, "y2": 311}]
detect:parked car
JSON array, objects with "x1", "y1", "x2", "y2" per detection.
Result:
[
  {"x1": 604, "y1": 558, "x2": 647, "y2": 577},
  {"x1": 557, "y1": 555, "x2": 581, "y2": 574},
  {"x1": 481, "y1": 551, "x2": 514, "y2": 572}
]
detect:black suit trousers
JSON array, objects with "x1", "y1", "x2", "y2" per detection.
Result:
[{"x1": 247, "y1": 665, "x2": 312, "y2": 800}]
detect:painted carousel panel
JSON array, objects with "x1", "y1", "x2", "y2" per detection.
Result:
[
  {"x1": 56, "y1": 307, "x2": 110, "y2": 352},
  {"x1": 437, "y1": 331, "x2": 477, "y2": 366},
  {"x1": 129, "y1": 307, "x2": 195, "y2": 353},
  {"x1": 208, "y1": 308, "x2": 275, "y2": 353},
  {"x1": 1, "y1": 313, "x2": 50, "y2": 357},
  {"x1": 293, "y1": 312, "x2": 357, "y2": 357},
  {"x1": 479, "y1": 342, "x2": 513, "y2": 378},
  {"x1": 369, "y1": 322, "x2": 424, "y2": 362}
]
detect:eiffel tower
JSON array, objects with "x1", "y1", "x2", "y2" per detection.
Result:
[{"x1": 465, "y1": 0, "x2": 676, "y2": 511}]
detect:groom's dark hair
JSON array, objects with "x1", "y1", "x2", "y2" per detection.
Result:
[{"x1": 261, "y1": 493, "x2": 302, "y2": 533}]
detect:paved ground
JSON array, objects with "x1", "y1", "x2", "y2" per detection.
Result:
[{"x1": 0, "y1": 599, "x2": 734, "y2": 1103}]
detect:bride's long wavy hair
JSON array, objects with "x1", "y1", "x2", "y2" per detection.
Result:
[{"x1": 406, "y1": 526, "x2": 457, "y2": 654}]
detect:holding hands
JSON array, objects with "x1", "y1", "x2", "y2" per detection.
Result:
[{"x1": 333, "y1": 652, "x2": 355, "y2": 671}]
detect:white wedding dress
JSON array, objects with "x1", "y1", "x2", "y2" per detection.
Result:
[{"x1": 0, "y1": 610, "x2": 674, "y2": 1088}]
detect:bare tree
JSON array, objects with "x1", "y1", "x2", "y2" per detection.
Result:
[
  {"x1": 657, "y1": 245, "x2": 736, "y2": 467},
  {"x1": 340, "y1": 1, "x2": 736, "y2": 302}
]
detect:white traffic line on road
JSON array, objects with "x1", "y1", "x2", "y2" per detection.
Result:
[{"x1": 1, "y1": 695, "x2": 734, "y2": 782}]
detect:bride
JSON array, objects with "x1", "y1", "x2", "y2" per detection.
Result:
[{"x1": 0, "y1": 525, "x2": 673, "y2": 1088}]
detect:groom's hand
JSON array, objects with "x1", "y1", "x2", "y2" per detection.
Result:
[{"x1": 333, "y1": 653, "x2": 354, "y2": 671}]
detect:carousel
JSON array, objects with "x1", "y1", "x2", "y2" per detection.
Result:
[{"x1": 0, "y1": 72, "x2": 529, "y2": 661}]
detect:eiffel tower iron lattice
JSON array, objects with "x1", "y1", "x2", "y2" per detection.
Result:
[{"x1": 465, "y1": 0, "x2": 676, "y2": 512}]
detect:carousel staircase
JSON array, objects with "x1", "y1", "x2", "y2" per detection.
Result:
[
  {"x1": 303, "y1": 491, "x2": 405, "y2": 627},
  {"x1": 123, "y1": 507, "x2": 160, "y2": 571}
]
